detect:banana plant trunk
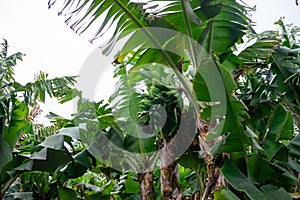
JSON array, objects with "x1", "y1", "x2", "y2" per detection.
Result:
[
  {"x1": 160, "y1": 138, "x2": 182, "y2": 200},
  {"x1": 198, "y1": 120, "x2": 226, "y2": 200},
  {"x1": 138, "y1": 172, "x2": 155, "y2": 200}
]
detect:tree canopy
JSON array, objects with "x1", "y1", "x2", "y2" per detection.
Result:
[{"x1": 1, "y1": 0, "x2": 300, "y2": 199}]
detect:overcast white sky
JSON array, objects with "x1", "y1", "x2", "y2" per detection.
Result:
[{"x1": 0, "y1": 0, "x2": 300, "y2": 121}]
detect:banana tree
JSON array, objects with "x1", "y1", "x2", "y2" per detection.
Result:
[
  {"x1": 49, "y1": 0, "x2": 300, "y2": 199},
  {"x1": 216, "y1": 19, "x2": 300, "y2": 199},
  {"x1": 0, "y1": 39, "x2": 77, "y2": 199}
]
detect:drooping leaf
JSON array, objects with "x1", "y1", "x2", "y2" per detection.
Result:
[
  {"x1": 4, "y1": 120, "x2": 28, "y2": 150},
  {"x1": 194, "y1": 4, "x2": 222, "y2": 22},
  {"x1": 57, "y1": 127, "x2": 81, "y2": 140},
  {"x1": 200, "y1": 65, "x2": 250, "y2": 155},
  {"x1": 182, "y1": 0, "x2": 202, "y2": 26},
  {"x1": 239, "y1": 34, "x2": 279, "y2": 62},
  {"x1": 261, "y1": 184, "x2": 292, "y2": 200},
  {"x1": 19, "y1": 148, "x2": 72, "y2": 172},
  {"x1": 263, "y1": 140, "x2": 283, "y2": 161},
  {"x1": 248, "y1": 154, "x2": 279, "y2": 184},
  {"x1": 266, "y1": 105, "x2": 294, "y2": 142},
  {"x1": 221, "y1": 161, "x2": 266, "y2": 200},
  {"x1": 0, "y1": 138, "x2": 12, "y2": 172},
  {"x1": 41, "y1": 134, "x2": 65, "y2": 150},
  {"x1": 3, "y1": 101, "x2": 29, "y2": 150},
  {"x1": 198, "y1": 1, "x2": 250, "y2": 54},
  {"x1": 10, "y1": 102, "x2": 28, "y2": 120},
  {"x1": 270, "y1": 162, "x2": 299, "y2": 185},
  {"x1": 288, "y1": 133, "x2": 300, "y2": 159},
  {"x1": 59, "y1": 150, "x2": 92, "y2": 180}
]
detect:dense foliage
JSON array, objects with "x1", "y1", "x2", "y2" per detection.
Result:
[{"x1": 1, "y1": 0, "x2": 300, "y2": 199}]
